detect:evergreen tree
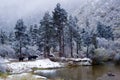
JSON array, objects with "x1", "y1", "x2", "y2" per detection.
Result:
[
  {"x1": 39, "y1": 12, "x2": 55, "y2": 57},
  {"x1": 81, "y1": 19, "x2": 92, "y2": 57},
  {"x1": 67, "y1": 16, "x2": 81, "y2": 57},
  {"x1": 0, "y1": 30, "x2": 8, "y2": 44},
  {"x1": 8, "y1": 31, "x2": 15, "y2": 45},
  {"x1": 14, "y1": 19, "x2": 29, "y2": 55},
  {"x1": 91, "y1": 33, "x2": 98, "y2": 49},
  {"x1": 97, "y1": 22, "x2": 113, "y2": 40},
  {"x1": 29, "y1": 24, "x2": 39, "y2": 46},
  {"x1": 73, "y1": 17, "x2": 81, "y2": 56},
  {"x1": 67, "y1": 16, "x2": 74, "y2": 57},
  {"x1": 53, "y1": 3, "x2": 67, "y2": 57}
]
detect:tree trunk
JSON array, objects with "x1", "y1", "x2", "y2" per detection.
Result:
[
  {"x1": 70, "y1": 34, "x2": 73, "y2": 58},
  {"x1": 76, "y1": 43, "x2": 78, "y2": 55},
  {"x1": 61, "y1": 28, "x2": 64, "y2": 57},
  {"x1": 59, "y1": 26, "x2": 64, "y2": 57},
  {"x1": 76, "y1": 41, "x2": 82, "y2": 58},
  {"x1": 59, "y1": 30, "x2": 62, "y2": 57},
  {"x1": 19, "y1": 40, "x2": 22, "y2": 55},
  {"x1": 44, "y1": 45, "x2": 50, "y2": 58},
  {"x1": 86, "y1": 46, "x2": 89, "y2": 57},
  {"x1": 92, "y1": 34, "x2": 98, "y2": 49}
]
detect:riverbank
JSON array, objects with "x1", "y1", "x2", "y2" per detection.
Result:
[
  {"x1": 0, "y1": 58, "x2": 120, "y2": 80},
  {"x1": 5, "y1": 57, "x2": 93, "y2": 74},
  {"x1": 6, "y1": 59, "x2": 63, "y2": 74},
  {"x1": 0, "y1": 73, "x2": 47, "y2": 80}
]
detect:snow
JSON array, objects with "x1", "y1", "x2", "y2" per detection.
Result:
[
  {"x1": 6, "y1": 73, "x2": 47, "y2": 80},
  {"x1": 32, "y1": 75, "x2": 47, "y2": 79},
  {"x1": 0, "y1": 57, "x2": 10, "y2": 64},
  {"x1": 2, "y1": 57, "x2": 92, "y2": 73},
  {"x1": 82, "y1": 58, "x2": 91, "y2": 61},
  {"x1": 71, "y1": 58, "x2": 92, "y2": 66},
  {"x1": 7, "y1": 59, "x2": 62, "y2": 74},
  {"x1": 34, "y1": 69, "x2": 56, "y2": 74}
]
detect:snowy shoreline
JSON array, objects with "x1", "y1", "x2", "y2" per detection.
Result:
[
  {"x1": 1, "y1": 57, "x2": 92, "y2": 74},
  {"x1": 6, "y1": 59, "x2": 63, "y2": 74}
]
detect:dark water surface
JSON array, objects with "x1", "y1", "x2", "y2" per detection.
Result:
[{"x1": 37, "y1": 63, "x2": 120, "y2": 80}]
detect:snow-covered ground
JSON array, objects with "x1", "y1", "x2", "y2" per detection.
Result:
[
  {"x1": 0, "y1": 57, "x2": 92, "y2": 74},
  {"x1": 6, "y1": 59, "x2": 63, "y2": 74},
  {"x1": 0, "y1": 57, "x2": 10, "y2": 64}
]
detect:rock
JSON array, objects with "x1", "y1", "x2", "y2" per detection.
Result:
[{"x1": 107, "y1": 72, "x2": 115, "y2": 77}]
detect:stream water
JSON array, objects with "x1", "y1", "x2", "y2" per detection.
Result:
[{"x1": 36, "y1": 62, "x2": 120, "y2": 80}]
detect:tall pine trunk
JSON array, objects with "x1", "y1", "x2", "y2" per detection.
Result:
[
  {"x1": 44, "y1": 31, "x2": 50, "y2": 58},
  {"x1": 70, "y1": 33, "x2": 73, "y2": 58},
  {"x1": 58, "y1": 28, "x2": 62, "y2": 57},
  {"x1": 19, "y1": 39, "x2": 22, "y2": 56},
  {"x1": 61, "y1": 28, "x2": 64, "y2": 57},
  {"x1": 76, "y1": 42, "x2": 78, "y2": 57},
  {"x1": 58, "y1": 26, "x2": 64, "y2": 57},
  {"x1": 86, "y1": 46, "x2": 89, "y2": 57},
  {"x1": 77, "y1": 42, "x2": 81, "y2": 58},
  {"x1": 44, "y1": 45, "x2": 50, "y2": 58}
]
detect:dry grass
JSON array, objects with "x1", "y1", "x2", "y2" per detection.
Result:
[{"x1": 0, "y1": 72, "x2": 9, "y2": 79}]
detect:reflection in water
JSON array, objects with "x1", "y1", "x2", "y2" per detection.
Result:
[{"x1": 37, "y1": 63, "x2": 120, "y2": 80}]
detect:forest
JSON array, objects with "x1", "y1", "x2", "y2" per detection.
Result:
[
  {"x1": 0, "y1": 3, "x2": 118, "y2": 63},
  {"x1": 0, "y1": 1, "x2": 120, "y2": 80}
]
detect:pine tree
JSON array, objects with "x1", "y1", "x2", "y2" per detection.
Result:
[
  {"x1": 29, "y1": 24, "x2": 39, "y2": 46},
  {"x1": 91, "y1": 33, "x2": 98, "y2": 49},
  {"x1": 73, "y1": 17, "x2": 81, "y2": 56},
  {"x1": 53, "y1": 3, "x2": 67, "y2": 57},
  {"x1": 65, "y1": 16, "x2": 81, "y2": 58},
  {"x1": 67, "y1": 16, "x2": 81, "y2": 57},
  {"x1": 81, "y1": 19, "x2": 92, "y2": 57},
  {"x1": 67, "y1": 16, "x2": 74, "y2": 57},
  {"x1": 97, "y1": 22, "x2": 113, "y2": 40},
  {"x1": 8, "y1": 31, "x2": 15, "y2": 45},
  {"x1": 39, "y1": 12, "x2": 55, "y2": 57},
  {"x1": 14, "y1": 19, "x2": 28, "y2": 55},
  {"x1": 0, "y1": 30, "x2": 8, "y2": 44}
]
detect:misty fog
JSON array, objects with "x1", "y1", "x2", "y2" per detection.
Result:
[{"x1": 0, "y1": 0, "x2": 83, "y2": 31}]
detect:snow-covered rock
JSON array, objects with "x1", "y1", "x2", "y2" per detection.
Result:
[
  {"x1": 67, "y1": 58, "x2": 92, "y2": 66},
  {"x1": 34, "y1": 69, "x2": 56, "y2": 75}
]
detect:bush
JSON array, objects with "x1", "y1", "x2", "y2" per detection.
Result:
[
  {"x1": 0, "y1": 45, "x2": 15, "y2": 58},
  {"x1": 93, "y1": 48, "x2": 110, "y2": 64},
  {"x1": 113, "y1": 53, "x2": 120, "y2": 65}
]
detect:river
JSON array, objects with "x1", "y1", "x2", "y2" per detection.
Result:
[{"x1": 36, "y1": 62, "x2": 120, "y2": 80}]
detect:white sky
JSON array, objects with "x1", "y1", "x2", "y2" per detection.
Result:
[
  {"x1": 0, "y1": 0, "x2": 80, "y2": 18},
  {"x1": 0, "y1": 0, "x2": 84, "y2": 31}
]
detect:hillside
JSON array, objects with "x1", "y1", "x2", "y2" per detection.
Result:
[{"x1": 73, "y1": 0, "x2": 120, "y2": 30}]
